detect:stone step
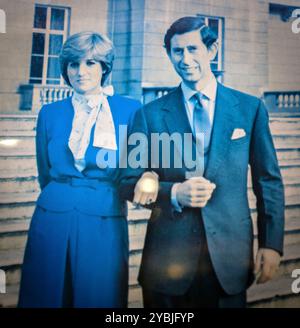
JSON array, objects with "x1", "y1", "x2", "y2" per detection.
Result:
[
  {"x1": 271, "y1": 128, "x2": 300, "y2": 137},
  {"x1": 0, "y1": 156, "x2": 37, "y2": 179},
  {"x1": 0, "y1": 232, "x2": 27, "y2": 251},
  {"x1": 0, "y1": 177, "x2": 40, "y2": 194},
  {"x1": 274, "y1": 137, "x2": 300, "y2": 150},
  {"x1": 280, "y1": 165, "x2": 300, "y2": 177},
  {"x1": 0, "y1": 136, "x2": 35, "y2": 156},
  {"x1": 0, "y1": 265, "x2": 22, "y2": 287},
  {"x1": 0, "y1": 192, "x2": 38, "y2": 205},
  {"x1": 270, "y1": 117, "x2": 300, "y2": 129},
  {"x1": 278, "y1": 159, "x2": 300, "y2": 167},
  {"x1": 0, "y1": 248, "x2": 25, "y2": 268},
  {"x1": 270, "y1": 120, "x2": 300, "y2": 132},
  {"x1": 0, "y1": 115, "x2": 36, "y2": 133},
  {"x1": 0, "y1": 203, "x2": 35, "y2": 221},
  {"x1": 0, "y1": 131, "x2": 36, "y2": 137},
  {"x1": 0, "y1": 219, "x2": 30, "y2": 234},
  {"x1": 0, "y1": 283, "x2": 19, "y2": 308},
  {"x1": 128, "y1": 285, "x2": 143, "y2": 308},
  {"x1": 277, "y1": 149, "x2": 300, "y2": 161}
]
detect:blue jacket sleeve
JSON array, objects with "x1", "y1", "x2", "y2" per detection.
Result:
[
  {"x1": 117, "y1": 106, "x2": 149, "y2": 202},
  {"x1": 36, "y1": 106, "x2": 51, "y2": 190}
]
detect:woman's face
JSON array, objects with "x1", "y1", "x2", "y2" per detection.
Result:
[{"x1": 67, "y1": 57, "x2": 103, "y2": 95}]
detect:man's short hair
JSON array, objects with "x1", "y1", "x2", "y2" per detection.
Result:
[
  {"x1": 60, "y1": 31, "x2": 114, "y2": 87},
  {"x1": 164, "y1": 16, "x2": 218, "y2": 54}
]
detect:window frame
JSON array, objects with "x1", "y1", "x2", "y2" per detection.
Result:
[{"x1": 29, "y1": 4, "x2": 70, "y2": 85}]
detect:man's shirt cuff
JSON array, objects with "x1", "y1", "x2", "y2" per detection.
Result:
[{"x1": 171, "y1": 183, "x2": 183, "y2": 212}]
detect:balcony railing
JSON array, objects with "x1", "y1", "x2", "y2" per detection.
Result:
[
  {"x1": 19, "y1": 84, "x2": 73, "y2": 112},
  {"x1": 142, "y1": 87, "x2": 175, "y2": 105},
  {"x1": 19, "y1": 84, "x2": 300, "y2": 116},
  {"x1": 263, "y1": 90, "x2": 300, "y2": 115},
  {"x1": 143, "y1": 87, "x2": 300, "y2": 114}
]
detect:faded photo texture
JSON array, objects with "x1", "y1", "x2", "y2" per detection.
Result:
[{"x1": 0, "y1": 0, "x2": 300, "y2": 308}]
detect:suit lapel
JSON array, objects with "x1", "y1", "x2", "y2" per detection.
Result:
[
  {"x1": 162, "y1": 87, "x2": 196, "y2": 174},
  {"x1": 204, "y1": 83, "x2": 239, "y2": 180},
  {"x1": 162, "y1": 87, "x2": 193, "y2": 137}
]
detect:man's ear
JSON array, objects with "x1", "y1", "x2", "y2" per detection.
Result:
[{"x1": 208, "y1": 42, "x2": 218, "y2": 61}]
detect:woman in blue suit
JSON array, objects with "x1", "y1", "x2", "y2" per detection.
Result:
[{"x1": 18, "y1": 31, "x2": 157, "y2": 308}]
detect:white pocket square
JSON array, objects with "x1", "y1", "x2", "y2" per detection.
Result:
[{"x1": 231, "y1": 128, "x2": 246, "y2": 140}]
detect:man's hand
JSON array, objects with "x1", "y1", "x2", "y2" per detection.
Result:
[
  {"x1": 176, "y1": 176, "x2": 216, "y2": 208},
  {"x1": 255, "y1": 248, "x2": 281, "y2": 284},
  {"x1": 133, "y1": 171, "x2": 159, "y2": 206}
]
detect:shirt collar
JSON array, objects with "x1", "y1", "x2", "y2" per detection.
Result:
[
  {"x1": 72, "y1": 92, "x2": 102, "y2": 109},
  {"x1": 181, "y1": 75, "x2": 217, "y2": 103},
  {"x1": 72, "y1": 85, "x2": 114, "y2": 111}
]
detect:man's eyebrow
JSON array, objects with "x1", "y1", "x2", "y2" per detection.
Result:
[
  {"x1": 187, "y1": 45, "x2": 198, "y2": 49},
  {"x1": 172, "y1": 46, "x2": 182, "y2": 51}
]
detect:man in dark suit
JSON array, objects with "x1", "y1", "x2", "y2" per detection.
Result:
[{"x1": 137, "y1": 16, "x2": 285, "y2": 308}]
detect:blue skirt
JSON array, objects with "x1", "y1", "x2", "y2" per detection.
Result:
[{"x1": 18, "y1": 206, "x2": 129, "y2": 308}]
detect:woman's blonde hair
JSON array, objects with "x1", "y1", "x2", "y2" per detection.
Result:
[{"x1": 60, "y1": 31, "x2": 115, "y2": 86}]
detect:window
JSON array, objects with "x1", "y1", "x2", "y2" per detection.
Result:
[
  {"x1": 197, "y1": 15, "x2": 224, "y2": 79},
  {"x1": 269, "y1": 3, "x2": 299, "y2": 22},
  {"x1": 29, "y1": 5, "x2": 70, "y2": 85}
]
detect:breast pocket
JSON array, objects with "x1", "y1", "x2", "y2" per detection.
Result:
[{"x1": 230, "y1": 135, "x2": 249, "y2": 147}]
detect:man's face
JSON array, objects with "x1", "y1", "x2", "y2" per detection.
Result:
[{"x1": 168, "y1": 29, "x2": 217, "y2": 88}]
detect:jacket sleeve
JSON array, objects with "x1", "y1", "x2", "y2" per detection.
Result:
[
  {"x1": 249, "y1": 100, "x2": 285, "y2": 255},
  {"x1": 36, "y1": 106, "x2": 51, "y2": 190},
  {"x1": 117, "y1": 106, "x2": 149, "y2": 202}
]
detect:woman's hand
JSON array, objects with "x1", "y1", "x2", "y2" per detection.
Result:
[{"x1": 133, "y1": 171, "x2": 159, "y2": 206}]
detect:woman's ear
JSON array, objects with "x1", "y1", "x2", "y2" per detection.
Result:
[{"x1": 208, "y1": 42, "x2": 218, "y2": 61}]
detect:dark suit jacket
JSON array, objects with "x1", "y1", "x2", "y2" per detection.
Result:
[{"x1": 138, "y1": 83, "x2": 285, "y2": 296}]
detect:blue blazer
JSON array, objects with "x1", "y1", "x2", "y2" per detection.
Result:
[
  {"x1": 138, "y1": 83, "x2": 285, "y2": 296},
  {"x1": 35, "y1": 95, "x2": 145, "y2": 216}
]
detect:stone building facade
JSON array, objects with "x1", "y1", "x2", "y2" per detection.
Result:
[{"x1": 0, "y1": 0, "x2": 299, "y2": 307}]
